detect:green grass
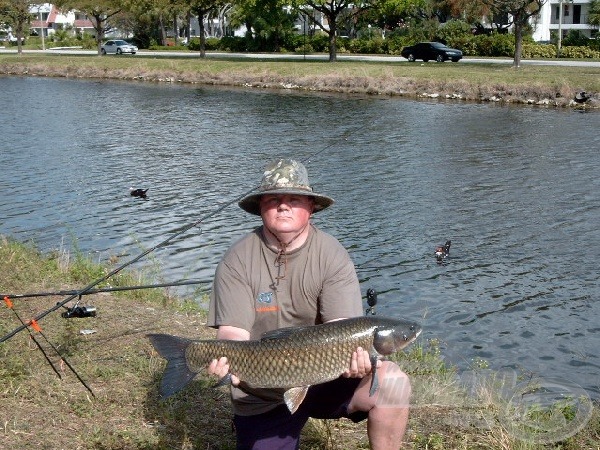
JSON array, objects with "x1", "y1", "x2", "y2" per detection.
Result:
[
  {"x1": 1, "y1": 53, "x2": 598, "y2": 106},
  {"x1": 1, "y1": 236, "x2": 599, "y2": 449}
]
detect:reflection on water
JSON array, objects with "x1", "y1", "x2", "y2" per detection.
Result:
[{"x1": 1, "y1": 76, "x2": 599, "y2": 397}]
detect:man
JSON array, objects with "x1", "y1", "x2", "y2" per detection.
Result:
[{"x1": 207, "y1": 159, "x2": 411, "y2": 449}]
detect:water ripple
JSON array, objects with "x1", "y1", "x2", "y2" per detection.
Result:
[{"x1": 1, "y1": 77, "x2": 599, "y2": 397}]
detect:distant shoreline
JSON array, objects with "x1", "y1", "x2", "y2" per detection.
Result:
[{"x1": 1, "y1": 52, "x2": 599, "y2": 109}]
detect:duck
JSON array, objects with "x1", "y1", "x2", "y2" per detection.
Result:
[
  {"x1": 130, "y1": 188, "x2": 148, "y2": 198},
  {"x1": 435, "y1": 240, "x2": 451, "y2": 263},
  {"x1": 574, "y1": 91, "x2": 591, "y2": 104}
]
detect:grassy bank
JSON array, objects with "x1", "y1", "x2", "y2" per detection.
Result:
[
  {"x1": 1, "y1": 53, "x2": 599, "y2": 108},
  {"x1": 1, "y1": 236, "x2": 599, "y2": 449}
]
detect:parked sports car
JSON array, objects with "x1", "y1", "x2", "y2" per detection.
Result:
[
  {"x1": 401, "y1": 42, "x2": 463, "y2": 63},
  {"x1": 101, "y1": 40, "x2": 138, "y2": 55}
]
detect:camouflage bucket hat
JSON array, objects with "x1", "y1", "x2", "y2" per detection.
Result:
[{"x1": 238, "y1": 159, "x2": 334, "y2": 216}]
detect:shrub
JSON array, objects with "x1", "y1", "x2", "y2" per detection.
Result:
[
  {"x1": 294, "y1": 43, "x2": 314, "y2": 54},
  {"x1": 218, "y1": 36, "x2": 248, "y2": 52},
  {"x1": 336, "y1": 36, "x2": 351, "y2": 53},
  {"x1": 205, "y1": 37, "x2": 220, "y2": 50},
  {"x1": 522, "y1": 43, "x2": 557, "y2": 58},
  {"x1": 309, "y1": 33, "x2": 330, "y2": 53},
  {"x1": 474, "y1": 33, "x2": 514, "y2": 57},
  {"x1": 563, "y1": 30, "x2": 590, "y2": 46},
  {"x1": 560, "y1": 45, "x2": 600, "y2": 58},
  {"x1": 282, "y1": 33, "x2": 305, "y2": 52},
  {"x1": 348, "y1": 36, "x2": 385, "y2": 54},
  {"x1": 449, "y1": 36, "x2": 477, "y2": 56},
  {"x1": 489, "y1": 33, "x2": 515, "y2": 56},
  {"x1": 436, "y1": 19, "x2": 472, "y2": 43},
  {"x1": 385, "y1": 35, "x2": 410, "y2": 55}
]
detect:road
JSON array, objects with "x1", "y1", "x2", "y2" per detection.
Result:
[{"x1": 1, "y1": 47, "x2": 599, "y2": 67}]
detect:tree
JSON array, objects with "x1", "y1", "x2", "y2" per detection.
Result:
[
  {"x1": 484, "y1": 0, "x2": 545, "y2": 67},
  {"x1": 124, "y1": 0, "x2": 179, "y2": 46},
  {"x1": 589, "y1": 0, "x2": 600, "y2": 28},
  {"x1": 292, "y1": 0, "x2": 377, "y2": 62},
  {"x1": 55, "y1": 0, "x2": 123, "y2": 54},
  {"x1": 0, "y1": 0, "x2": 31, "y2": 55},
  {"x1": 369, "y1": 0, "x2": 426, "y2": 33},
  {"x1": 190, "y1": 0, "x2": 226, "y2": 56},
  {"x1": 229, "y1": 0, "x2": 296, "y2": 52}
]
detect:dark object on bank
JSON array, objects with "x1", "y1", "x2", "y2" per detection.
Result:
[
  {"x1": 130, "y1": 188, "x2": 148, "y2": 198},
  {"x1": 401, "y1": 42, "x2": 463, "y2": 63},
  {"x1": 62, "y1": 305, "x2": 97, "y2": 318},
  {"x1": 574, "y1": 91, "x2": 591, "y2": 104},
  {"x1": 435, "y1": 240, "x2": 452, "y2": 263},
  {"x1": 366, "y1": 288, "x2": 377, "y2": 315}
]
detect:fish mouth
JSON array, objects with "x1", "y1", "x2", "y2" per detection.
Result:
[{"x1": 402, "y1": 326, "x2": 422, "y2": 347}]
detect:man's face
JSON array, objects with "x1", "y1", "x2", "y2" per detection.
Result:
[{"x1": 259, "y1": 194, "x2": 314, "y2": 235}]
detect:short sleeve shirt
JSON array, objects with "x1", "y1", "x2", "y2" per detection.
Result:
[{"x1": 207, "y1": 224, "x2": 363, "y2": 415}]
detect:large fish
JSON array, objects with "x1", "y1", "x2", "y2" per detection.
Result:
[{"x1": 148, "y1": 316, "x2": 421, "y2": 413}]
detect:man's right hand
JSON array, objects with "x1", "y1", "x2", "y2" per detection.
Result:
[
  {"x1": 207, "y1": 325, "x2": 249, "y2": 386},
  {"x1": 207, "y1": 356, "x2": 240, "y2": 386}
]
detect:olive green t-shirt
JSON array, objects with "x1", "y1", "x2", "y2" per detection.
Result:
[{"x1": 207, "y1": 224, "x2": 363, "y2": 415}]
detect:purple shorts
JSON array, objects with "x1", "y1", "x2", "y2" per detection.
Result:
[{"x1": 233, "y1": 377, "x2": 367, "y2": 450}]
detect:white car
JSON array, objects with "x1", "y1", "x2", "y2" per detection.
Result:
[{"x1": 101, "y1": 40, "x2": 138, "y2": 55}]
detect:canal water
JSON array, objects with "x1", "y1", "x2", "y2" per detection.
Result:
[{"x1": 1, "y1": 76, "x2": 599, "y2": 398}]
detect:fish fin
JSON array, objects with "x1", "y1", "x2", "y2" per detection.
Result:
[
  {"x1": 147, "y1": 334, "x2": 196, "y2": 397},
  {"x1": 213, "y1": 373, "x2": 232, "y2": 388},
  {"x1": 369, "y1": 355, "x2": 379, "y2": 397},
  {"x1": 260, "y1": 326, "x2": 304, "y2": 340},
  {"x1": 283, "y1": 386, "x2": 310, "y2": 414}
]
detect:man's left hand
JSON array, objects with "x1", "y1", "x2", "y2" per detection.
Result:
[{"x1": 342, "y1": 347, "x2": 380, "y2": 378}]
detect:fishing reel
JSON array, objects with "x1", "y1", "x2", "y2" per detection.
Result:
[
  {"x1": 365, "y1": 288, "x2": 377, "y2": 315},
  {"x1": 61, "y1": 299, "x2": 97, "y2": 319}
]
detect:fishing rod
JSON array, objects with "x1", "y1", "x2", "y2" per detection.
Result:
[
  {"x1": 1, "y1": 125, "x2": 360, "y2": 344},
  {"x1": 3, "y1": 296, "x2": 96, "y2": 396},
  {"x1": 1, "y1": 280, "x2": 203, "y2": 301},
  {"x1": 3, "y1": 296, "x2": 63, "y2": 379},
  {"x1": 4, "y1": 296, "x2": 95, "y2": 396},
  {"x1": 0, "y1": 188, "x2": 253, "y2": 343}
]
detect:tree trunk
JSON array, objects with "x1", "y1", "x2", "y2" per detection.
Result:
[
  {"x1": 16, "y1": 24, "x2": 24, "y2": 55},
  {"x1": 173, "y1": 13, "x2": 178, "y2": 45},
  {"x1": 198, "y1": 14, "x2": 206, "y2": 58},
  {"x1": 184, "y1": 11, "x2": 191, "y2": 43},
  {"x1": 328, "y1": 15, "x2": 337, "y2": 62},
  {"x1": 93, "y1": 16, "x2": 104, "y2": 56},
  {"x1": 159, "y1": 15, "x2": 167, "y2": 46},
  {"x1": 513, "y1": 15, "x2": 523, "y2": 68}
]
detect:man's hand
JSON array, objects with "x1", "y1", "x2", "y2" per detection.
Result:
[
  {"x1": 342, "y1": 347, "x2": 381, "y2": 378},
  {"x1": 206, "y1": 325, "x2": 249, "y2": 387},
  {"x1": 207, "y1": 356, "x2": 240, "y2": 386}
]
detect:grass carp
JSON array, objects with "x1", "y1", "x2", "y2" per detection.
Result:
[{"x1": 148, "y1": 316, "x2": 421, "y2": 413}]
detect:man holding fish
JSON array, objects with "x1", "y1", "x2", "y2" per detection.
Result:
[{"x1": 206, "y1": 158, "x2": 416, "y2": 449}]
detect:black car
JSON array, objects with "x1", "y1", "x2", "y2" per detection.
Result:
[{"x1": 401, "y1": 42, "x2": 463, "y2": 63}]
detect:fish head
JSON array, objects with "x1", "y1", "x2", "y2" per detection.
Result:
[{"x1": 372, "y1": 318, "x2": 422, "y2": 355}]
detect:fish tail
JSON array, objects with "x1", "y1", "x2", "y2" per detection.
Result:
[{"x1": 147, "y1": 333, "x2": 197, "y2": 397}]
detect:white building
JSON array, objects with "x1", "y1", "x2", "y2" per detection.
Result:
[
  {"x1": 29, "y1": 3, "x2": 95, "y2": 38},
  {"x1": 533, "y1": 0, "x2": 598, "y2": 41}
]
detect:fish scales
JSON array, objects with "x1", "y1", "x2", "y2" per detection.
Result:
[
  {"x1": 148, "y1": 316, "x2": 422, "y2": 405},
  {"x1": 184, "y1": 319, "x2": 376, "y2": 388}
]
